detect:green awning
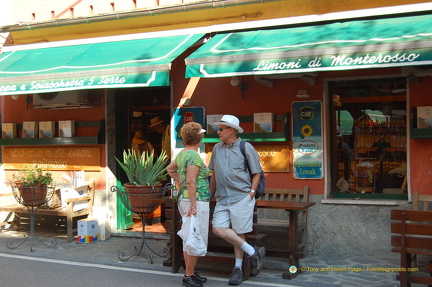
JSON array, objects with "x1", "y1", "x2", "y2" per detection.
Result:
[
  {"x1": 0, "y1": 33, "x2": 204, "y2": 95},
  {"x1": 185, "y1": 14, "x2": 432, "y2": 78}
]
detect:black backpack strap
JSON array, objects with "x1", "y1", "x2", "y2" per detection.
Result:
[{"x1": 240, "y1": 140, "x2": 251, "y2": 174}]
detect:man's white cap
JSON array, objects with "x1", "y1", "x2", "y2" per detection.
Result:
[{"x1": 214, "y1": 115, "x2": 244, "y2": 133}]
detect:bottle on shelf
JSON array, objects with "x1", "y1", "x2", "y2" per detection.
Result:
[{"x1": 171, "y1": 181, "x2": 178, "y2": 199}]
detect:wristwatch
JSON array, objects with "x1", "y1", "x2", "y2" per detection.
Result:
[{"x1": 250, "y1": 189, "x2": 256, "y2": 194}]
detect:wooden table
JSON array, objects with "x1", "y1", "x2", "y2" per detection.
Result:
[
  {"x1": 161, "y1": 198, "x2": 315, "y2": 280},
  {"x1": 256, "y1": 200, "x2": 316, "y2": 279}
]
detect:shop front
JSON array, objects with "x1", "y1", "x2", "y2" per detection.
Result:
[
  {"x1": 0, "y1": 30, "x2": 205, "y2": 233},
  {"x1": 184, "y1": 12, "x2": 432, "y2": 197},
  {"x1": 1, "y1": 9, "x2": 432, "y2": 259},
  {"x1": 171, "y1": 12, "x2": 432, "y2": 258}
]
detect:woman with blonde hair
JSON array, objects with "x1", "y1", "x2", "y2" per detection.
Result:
[{"x1": 167, "y1": 122, "x2": 210, "y2": 287}]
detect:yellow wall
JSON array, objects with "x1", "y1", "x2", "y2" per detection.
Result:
[{"x1": 5, "y1": 0, "x2": 431, "y2": 44}]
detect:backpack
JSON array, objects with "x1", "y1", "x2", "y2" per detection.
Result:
[{"x1": 240, "y1": 140, "x2": 266, "y2": 199}]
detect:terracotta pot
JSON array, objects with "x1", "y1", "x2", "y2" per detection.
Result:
[
  {"x1": 123, "y1": 183, "x2": 162, "y2": 213},
  {"x1": 16, "y1": 184, "x2": 48, "y2": 206}
]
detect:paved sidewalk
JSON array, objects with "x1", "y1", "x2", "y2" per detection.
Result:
[{"x1": 0, "y1": 228, "x2": 407, "y2": 287}]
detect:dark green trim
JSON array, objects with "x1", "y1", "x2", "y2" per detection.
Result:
[{"x1": 411, "y1": 128, "x2": 432, "y2": 139}]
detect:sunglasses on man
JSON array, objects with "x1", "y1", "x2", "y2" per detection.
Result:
[{"x1": 218, "y1": 127, "x2": 231, "y2": 132}]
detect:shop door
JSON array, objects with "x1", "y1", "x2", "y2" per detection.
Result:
[{"x1": 115, "y1": 87, "x2": 171, "y2": 231}]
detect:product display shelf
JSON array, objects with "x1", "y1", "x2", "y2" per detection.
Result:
[
  {"x1": 0, "y1": 120, "x2": 105, "y2": 146},
  {"x1": 411, "y1": 107, "x2": 432, "y2": 139},
  {"x1": 411, "y1": 128, "x2": 432, "y2": 139},
  {"x1": 203, "y1": 113, "x2": 289, "y2": 143}
]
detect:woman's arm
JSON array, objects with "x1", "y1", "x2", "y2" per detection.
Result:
[
  {"x1": 167, "y1": 161, "x2": 181, "y2": 183},
  {"x1": 186, "y1": 165, "x2": 200, "y2": 216}
]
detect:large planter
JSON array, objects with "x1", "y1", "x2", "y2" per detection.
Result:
[
  {"x1": 16, "y1": 184, "x2": 48, "y2": 206},
  {"x1": 123, "y1": 183, "x2": 163, "y2": 214}
]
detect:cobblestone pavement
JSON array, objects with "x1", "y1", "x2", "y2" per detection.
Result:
[{"x1": 0, "y1": 228, "x2": 413, "y2": 287}]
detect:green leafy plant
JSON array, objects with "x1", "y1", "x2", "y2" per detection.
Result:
[
  {"x1": 12, "y1": 165, "x2": 54, "y2": 187},
  {"x1": 115, "y1": 149, "x2": 168, "y2": 186}
]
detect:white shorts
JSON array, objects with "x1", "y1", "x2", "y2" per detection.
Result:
[
  {"x1": 212, "y1": 195, "x2": 255, "y2": 234},
  {"x1": 178, "y1": 199, "x2": 210, "y2": 251}
]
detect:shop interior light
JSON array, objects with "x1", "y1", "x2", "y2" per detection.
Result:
[
  {"x1": 11, "y1": 95, "x2": 19, "y2": 100},
  {"x1": 332, "y1": 94, "x2": 341, "y2": 106}
]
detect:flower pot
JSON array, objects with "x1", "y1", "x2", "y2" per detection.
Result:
[
  {"x1": 123, "y1": 183, "x2": 162, "y2": 213},
  {"x1": 16, "y1": 184, "x2": 48, "y2": 206}
]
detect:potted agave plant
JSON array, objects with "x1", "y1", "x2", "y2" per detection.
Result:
[
  {"x1": 115, "y1": 149, "x2": 168, "y2": 212},
  {"x1": 12, "y1": 165, "x2": 54, "y2": 206}
]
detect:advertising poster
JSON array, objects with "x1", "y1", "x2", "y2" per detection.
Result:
[
  {"x1": 173, "y1": 107, "x2": 205, "y2": 150},
  {"x1": 292, "y1": 101, "x2": 323, "y2": 179}
]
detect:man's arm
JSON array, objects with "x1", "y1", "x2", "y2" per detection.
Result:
[{"x1": 250, "y1": 172, "x2": 260, "y2": 198}]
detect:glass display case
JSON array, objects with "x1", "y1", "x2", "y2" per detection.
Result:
[{"x1": 331, "y1": 78, "x2": 407, "y2": 197}]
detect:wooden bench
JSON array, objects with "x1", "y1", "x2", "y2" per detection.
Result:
[
  {"x1": 162, "y1": 198, "x2": 254, "y2": 280},
  {"x1": 412, "y1": 191, "x2": 432, "y2": 268},
  {"x1": 0, "y1": 179, "x2": 95, "y2": 242},
  {"x1": 162, "y1": 186, "x2": 313, "y2": 279},
  {"x1": 257, "y1": 187, "x2": 309, "y2": 255},
  {"x1": 391, "y1": 209, "x2": 432, "y2": 286},
  {"x1": 413, "y1": 191, "x2": 432, "y2": 211}
]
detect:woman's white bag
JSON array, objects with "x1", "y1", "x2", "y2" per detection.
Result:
[{"x1": 177, "y1": 215, "x2": 207, "y2": 256}]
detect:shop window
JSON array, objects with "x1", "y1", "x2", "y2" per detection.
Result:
[
  {"x1": 329, "y1": 78, "x2": 407, "y2": 199},
  {"x1": 338, "y1": 110, "x2": 353, "y2": 136}
]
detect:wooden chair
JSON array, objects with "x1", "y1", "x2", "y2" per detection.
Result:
[
  {"x1": 391, "y1": 209, "x2": 432, "y2": 287},
  {"x1": 413, "y1": 191, "x2": 432, "y2": 211},
  {"x1": 63, "y1": 179, "x2": 96, "y2": 241},
  {"x1": 257, "y1": 187, "x2": 309, "y2": 255},
  {"x1": 411, "y1": 190, "x2": 432, "y2": 268}
]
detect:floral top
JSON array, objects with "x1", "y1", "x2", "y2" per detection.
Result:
[{"x1": 174, "y1": 150, "x2": 210, "y2": 202}]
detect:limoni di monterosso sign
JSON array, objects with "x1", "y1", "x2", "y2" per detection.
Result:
[
  {"x1": 253, "y1": 51, "x2": 421, "y2": 72},
  {"x1": 188, "y1": 49, "x2": 432, "y2": 78}
]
